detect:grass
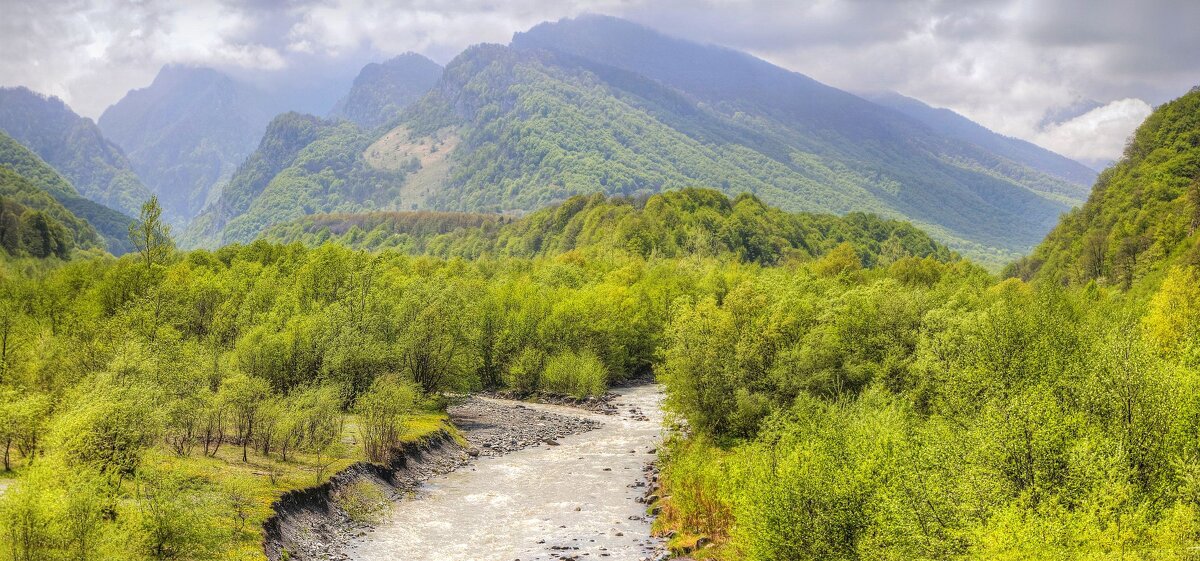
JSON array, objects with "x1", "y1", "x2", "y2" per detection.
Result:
[{"x1": 134, "y1": 411, "x2": 450, "y2": 561}]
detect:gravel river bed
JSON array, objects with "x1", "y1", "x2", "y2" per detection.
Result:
[{"x1": 345, "y1": 384, "x2": 666, "y2": 561}]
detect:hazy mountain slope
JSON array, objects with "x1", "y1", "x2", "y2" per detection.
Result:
[
  {"x1": 182, "y1": 112, "x2": 409, "y2": 247},
  {"x1": 0, "y1": 87, "x2": 152, "y2": 217},
  {"x1": 1014, "y1": 88, "x2": 1200, "y2": 287},
  {"x1": 0, "y1": 130, "x2": 135, "y2": 254},
  {"x1": 504, "y1": 16, "x2": 1083, "y2": 258},
  {"x1": 98, "y1": 66, "x2": 277, "y2": 225},
  {"x1": 397, "y1": 39, "x2": 1065, "y2": 264},
  {"x1": 864, "y1": 91, "x2": 1097, "y2": 194},
  {"x1": 329, "y1": 53, "x2": 443, "y2": 130}
]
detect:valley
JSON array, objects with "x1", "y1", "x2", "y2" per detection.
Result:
[{"x1": 1, "y1": 6, "x2": 1198, "y2": 561}]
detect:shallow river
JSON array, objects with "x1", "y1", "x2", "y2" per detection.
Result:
[{"x1": 346, "y1": 384, "x2": 666, "y2": 561}]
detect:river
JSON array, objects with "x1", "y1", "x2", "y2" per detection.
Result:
[{"x1": 346, "y1": 384, "x2": 666, "y2": 561}]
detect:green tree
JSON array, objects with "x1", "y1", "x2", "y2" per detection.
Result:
[
  {"x1": 355, "y1": 374, "x2": 418, "y2": 464},
  {"x1": 129, "y1": 195, "x2": 175, "y2": 270}
]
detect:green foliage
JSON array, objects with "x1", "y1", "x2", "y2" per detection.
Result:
[
  {"x1": 540, "y1": 350, "x2": 607, "y2": 398},
  {"x1": 0, "y1": 130, "x2": 135, "y2": 254},
  {"x1": 266, "y1": 189, "x2": 956, "y2": 267},
  {"x1": 183, "y1": 112, "x2": 409, "y2": 248},
  {"x1": 354, "y1": 375, "x2": 419, "y2": 464},
  {"x1": 1021, "y1": 88, "x2": 1200, "y2": 286}
]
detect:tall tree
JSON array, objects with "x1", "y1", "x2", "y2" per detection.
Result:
[{"x1": 128, "y1": 196, "x2": 175, "y2": 270}]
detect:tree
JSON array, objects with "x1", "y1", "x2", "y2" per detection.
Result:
[
  {"x1": 128, "y1": 196, "x2": 175, "y2": 270},
  {"x1": 218, "y1": 373, "x2": 271, "y2": 463},
  {"x1": 355, "y1": 375, "x2": 418, "y2": 464}
]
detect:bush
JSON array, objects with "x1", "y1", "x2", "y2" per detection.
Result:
[
  {"x1": 503, "y1": 347, "x2": 545, "y2": 396},
  {"x1": 540, "y1": 350, "x2": 607, "y2": 398},
  {"x1": 354, "y1": 375, "x2": 419, "y2": 464}
]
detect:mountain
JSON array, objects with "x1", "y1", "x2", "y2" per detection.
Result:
[
  {"x1": 862, "y1": 91, "x2": 1097, "y2": 193},
  {"x1": 0, "y1": 87, "x2": 152, "y2": 217},
  {"x1": 0, "y1": 130, "x2": 135, "y2": 254},
  {"x1": 329, "y1": 53, "x2": 443, "y2": 130},
  {"x1": 182, "y1": 112, "x2": 409, "y2": 247},
  {"x1": 187, "y1": 16, "x2": 1092, "y2": 265},
  {"x1": 98, "y1": 66, "x2": 278, "y2": 225},
  {"x1": 0, "y1": 131, "x2": 108, "y2": 257},
  {"x1": 263, "y1": 188, "x2": 955, "y2": 265},
  {"x1": 1012, "y1": 87, "x2": 1200, "y2": 287},
  {"x1": 502, "y1": 16, "x2": 1087, "y2": 261}
]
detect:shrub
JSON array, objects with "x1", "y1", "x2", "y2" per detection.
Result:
[
  {"x1": 503, "y1": 347, "x2": 545, "y2": 396},
  {"x1": 540, "y1": 350, "x2": 607, "y2": 398},
  {"x1": 354, "y1": 375, "x2": 419, "y2": 464}
]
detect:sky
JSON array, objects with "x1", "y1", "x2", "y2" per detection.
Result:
[{"x1": 2, "y1": 0, "x2": 1197, "y2": 166}]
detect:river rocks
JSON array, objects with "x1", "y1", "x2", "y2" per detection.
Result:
[{"x1": 449, "y1": 397, "x2": 601, "y2": 457}]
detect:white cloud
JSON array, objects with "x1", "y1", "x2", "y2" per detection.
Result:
[{"x1": 1034, "y1": 98, "x2": 1152, "y2": 164}]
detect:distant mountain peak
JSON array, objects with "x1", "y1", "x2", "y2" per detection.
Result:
[{"x1": 329, "y1": 52, "x2": 442, "y2": 130}]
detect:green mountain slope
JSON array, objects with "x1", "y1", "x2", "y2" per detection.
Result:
[
  {"x1": 189, "y1": 17, "x2": 1089, "y2": 266},
  {"x1": 1014, "y1": 87, "x2": 1200, "y2": 287},
  {"x1": 863, "y1": 90, "x2": 1098, "y2": 193},
  {"x1": 329, "y1": 53, "x2": 443, "y2": 130},
  {"x1": 182, "y1": 112, "x2": 409, "y2": 247},
  {"x1": 98, "y1": 66, "x2": 277, "y2": 225},
  {"x1": 0, "y1": 153, "x2": 104, "y2": 258},
  {"x1": 391, "y1": 41, "x2": 1067, "y2": 264},
  {"x1": 502, "y1": 16, "x2": 1084, "y2": 261},
  {"x1": 0, "y1": 87, "x2": 153, "y2": 217},
  {"x1": 0, "y1": 130, "x2": 135, "y2": 254},
  {"x1": 263, "y1": 188, "x2": 955, "y2": 265}
]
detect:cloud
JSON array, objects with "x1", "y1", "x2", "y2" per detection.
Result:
[
  {"x1": 1034, "y1": 98, "x2": 1153, "y2": 165},
  {"x1": 0, "y1": 0, "x2": 1196, "y2": 164}
]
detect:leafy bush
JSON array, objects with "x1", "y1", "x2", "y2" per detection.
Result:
[
  {"x1": 540, "y1": 349, "x2": 607, "y2": 398},
  {"x1": 354, "y1": 375, "x2": 419, "y2": 464}
]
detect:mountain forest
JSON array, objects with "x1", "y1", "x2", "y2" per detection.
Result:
[{"x1": 1, "y1": 11, "x2": 1198, "y2": 561}]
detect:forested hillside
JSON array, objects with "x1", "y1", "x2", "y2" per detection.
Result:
[
  {"x1": 0, "y1": 131, "x2": 136, "y2": 254},
  {"x1": 0, "y1": 168, "x2": 92, "y2": 258},
  {"x1": 501, "y1": 16, "x2": 1085, "y2": 260},
  {"x1": 265, "y1": 189, "x2": 953, "y2": 265},
  {"x1": 329, "y1": 54, "x2": 443, "y2": 130},
  {"x1": 1013, "y1": 88, "x2": 1200, "y2": 287},
  {"x1": 0, "y1": 87, "x2": 152, "y2": 217},
  {"x1": 99, "y1": 66, "x2": 278, "y2": 225},
  {"x1": 182, "y1": 112, "x2": 410, "y2": 248}
]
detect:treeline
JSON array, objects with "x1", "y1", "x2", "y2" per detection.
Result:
[{"x1": 265, "y1": 189, "x2": 954, "y2": 266}]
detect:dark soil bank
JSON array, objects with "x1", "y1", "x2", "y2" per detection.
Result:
[
  {"x1": 262, "y1": 397, "x2": 603, "y2": 560},
  {"x1": 262, "y1": 430, "x2": 469, "y2": 561}
]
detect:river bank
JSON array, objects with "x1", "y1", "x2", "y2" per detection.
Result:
[
  {"x1": 263, "y1": 393, "x2": 613, "y2": 560},
  {"x1": 345, "y1": 384, "x2": 666, "y2": 561}
]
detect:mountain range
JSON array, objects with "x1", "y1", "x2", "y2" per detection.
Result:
[{"x1": 0, "y1": 14, "x2": 1109, "y2": 265}]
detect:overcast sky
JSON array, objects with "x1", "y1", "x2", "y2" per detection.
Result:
[{"x1": 3, "y1": 0, "x2": 1197, "y2": 166}]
